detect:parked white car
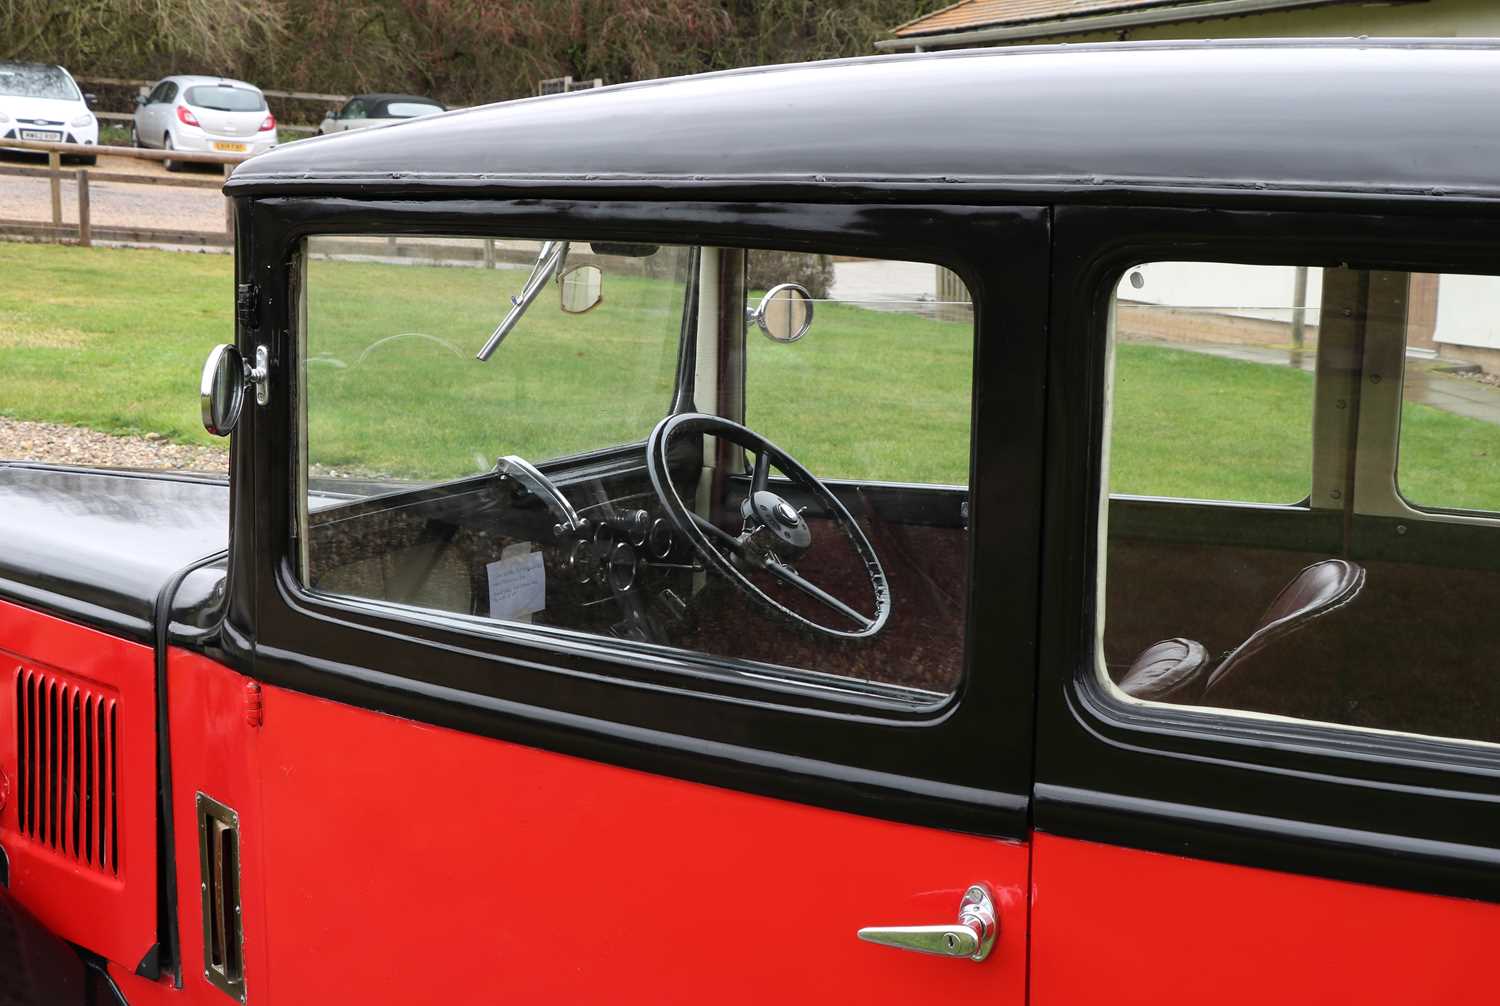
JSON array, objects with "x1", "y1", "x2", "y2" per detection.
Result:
[
  {"x1": 316, "y1": 93, "x2": 444, "y2": 135},
  {"x1": 0, "y1": 61, "x2": 97, "y2": 164},
  {"x1": 132, "y1": 75, "x2": 276, "y2": 169}
]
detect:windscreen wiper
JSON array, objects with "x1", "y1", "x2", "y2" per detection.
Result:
[{"x1": 476, "y1": 240, "x2": 569, "y2": 360}]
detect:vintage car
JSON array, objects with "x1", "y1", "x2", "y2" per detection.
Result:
[{"x1": 4, "y1": 37, "x2": 1500, "y2": 1005}]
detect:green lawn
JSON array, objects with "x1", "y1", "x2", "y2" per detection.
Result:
[{"x1": 0, "y1": 241, "x2": 1497, "y2": 510}]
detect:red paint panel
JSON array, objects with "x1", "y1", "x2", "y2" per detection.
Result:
[
  {"x1": 1031, "y1": 832, "x2": 1500, "y2": 1006},
  {"x1": 0, "y1": 599, "x2": 157, "y2": 969},
  {"x1": 160, "y1": 649, "x2": 1027, "y2": 1003}
]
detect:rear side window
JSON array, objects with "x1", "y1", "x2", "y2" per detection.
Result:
[
  {"x1": 185, "y1": 86, "x2": 265, "y2": 112},
  {"x1": 384, "y1": 101, "x2": 441, "y2": 118},
  {"x1": 1396, "y1": 272, "x2": 1500, "y2": 513},
  {"x1": 1101, "y1": 261, "x2": 1500, "y2": 748},
  {"x1": 1110, "y1": 262, "x2": 1315, "y2": 504}
]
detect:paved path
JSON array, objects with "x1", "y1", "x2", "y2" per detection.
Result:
[{"x1": 0, "y1": 150, "x2": 228, "y2": 235}]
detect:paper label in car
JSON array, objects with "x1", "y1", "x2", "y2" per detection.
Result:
[{"x1": 487, "y1": 548, "x2": 545, "y2": 623}]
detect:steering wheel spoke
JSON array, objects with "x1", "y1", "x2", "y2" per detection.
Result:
[{"x1": 764, "y1": 559, "x2": 875, "y2": 630}]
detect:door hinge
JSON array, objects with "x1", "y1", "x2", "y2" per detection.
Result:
[{"x1": 235, "y1": 283, "x2": 259, "y2": 330}]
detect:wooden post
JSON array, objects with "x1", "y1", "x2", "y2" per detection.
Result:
[
  {"x1": 484, "y1": 238, "x2": 496, "y2": 269},
  {"x1": 225, "y1": 196, "x2": 235, "y2": 241},
  {"x1": 48, "y1": 150, "x2": 63, "y2": 234},
  {"x1": 76, "y1": 170, "x2": 91, "y2": 247}
]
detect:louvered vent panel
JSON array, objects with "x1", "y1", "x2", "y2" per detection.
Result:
[{"x1": 14, "y1": 666, "x2": 119, "y2": 875}]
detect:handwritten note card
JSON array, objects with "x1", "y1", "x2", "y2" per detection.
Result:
[{"x1": 487, "y1": 548, "x2": 546, "y2": 622}]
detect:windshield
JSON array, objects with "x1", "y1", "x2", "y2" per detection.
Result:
[
  {"x1": 301, "y1": 236, "x2": 693, "y2": 482},
  {"x1": 385, "y1": 101, "x2": 441, "y2": 118},
  {"x1": 185, "y1": 85, "x2": 266, "y2": 112},
  {"x1": 0, "y1": 64, "x2": 78, "y2": 101}
]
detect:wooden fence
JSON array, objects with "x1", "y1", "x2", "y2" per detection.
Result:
[{"x1": 0, "y1": 138, "x2": 246, "y2": 249}]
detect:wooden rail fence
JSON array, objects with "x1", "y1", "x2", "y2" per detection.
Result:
[{"x1": 0, "y1": 138, "x2": 247, "y2": 249}]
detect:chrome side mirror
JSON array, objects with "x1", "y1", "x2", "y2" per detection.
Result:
[
  {"x1": 200, "y1": 343, "x2": 268, "y2": 436},
  {"x1": 749, "y1": 283, "x2": 814, "y2": 343},
  {"x1": 558, "y1": 265, "x2": 603, "y2": 314}
]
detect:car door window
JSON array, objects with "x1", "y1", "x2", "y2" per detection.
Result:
[
  {"x1": 342, "y1": 100, "x2": 366, "y2": 120},
  {"x1": 1100, "y1": 260, "x2": 1500, "y2": 745},
  {"x1": 296, "y1": 235, "x2": 975, "y2": 697}
]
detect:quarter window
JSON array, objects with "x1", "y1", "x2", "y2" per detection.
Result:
[{"x1": 297, "y1": 236, "x2": 975, "y2": 698}]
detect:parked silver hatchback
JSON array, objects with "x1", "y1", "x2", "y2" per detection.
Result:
[{"x1": 132, "y1": 74, "x2": 276, "y2": 169}]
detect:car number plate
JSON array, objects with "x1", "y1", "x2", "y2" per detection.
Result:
[
  {"x1": 20, "y1": 130, "x2": 61, "y2": 141},
  {"x1": 213, "y1": 141, "x2": 247, "y2": 153}
]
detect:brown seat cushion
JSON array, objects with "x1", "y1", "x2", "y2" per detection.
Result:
[
  {"x1": 1204, "y1": 558, "x2": 1365, "y2": 695},
  {"x1": 1117, "y1": 636, "x2": 1210, "y2": 702}
]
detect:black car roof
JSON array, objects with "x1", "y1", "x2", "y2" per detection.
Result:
[
  {"x1": 227, "y1": 38, "x2": 1500, "y2": 205},
  {"x1": 348, "y1": 93, "x2": 443, "y2": 106}
]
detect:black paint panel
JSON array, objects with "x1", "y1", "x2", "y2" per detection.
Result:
[
  {"x1": 0, "y1": 465, "x2": 228, "y2": 641},
  {"x1": 229, "y1": 40, "x2": 1500, "y2": 208}
]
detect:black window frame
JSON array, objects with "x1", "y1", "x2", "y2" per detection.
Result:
[
  {"x1": 227, "y1": 195, "x2": 1050, "y2": 838},
  {"x1": 1039, "y1": 203, "x2": 1500, "y2": 903}
]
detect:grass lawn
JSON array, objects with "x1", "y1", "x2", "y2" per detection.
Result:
[{"x1": 1, "y1": 241, "x2": 1498, "y2": 509}]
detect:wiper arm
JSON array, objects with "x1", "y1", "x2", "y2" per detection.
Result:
[{"x1": 475, "y1": 240, "x2": 569, "y2": 361}]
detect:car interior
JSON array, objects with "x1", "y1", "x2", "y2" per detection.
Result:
[{"x1": 1101, "y1": 265, "x2": 1500, "y2": 745}]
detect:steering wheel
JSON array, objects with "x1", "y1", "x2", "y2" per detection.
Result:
[{"x1": 645, "y1": 413, "x2": 890, "y2": 640}]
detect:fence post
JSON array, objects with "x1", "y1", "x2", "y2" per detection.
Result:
[
  {"x1": 48, "y1": 150, "x2": 63, "y2": 234},
  {"x1": 225, "y1": 196, "x2": 235, "y2": 242},
  {"x1": 484, "y1": 238, "x2": 496, "y2": 269},
  {"x1": 77, "y1": 170, "x2": 91, "y2": 247}
]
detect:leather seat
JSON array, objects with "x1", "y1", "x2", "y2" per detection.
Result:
[
  {"x1": 1203, "y1": 558, "x2": 1366, "y2": 695},
  {"x1": 1117, "y1": 636, "x2": 1210, "y2": 702}
]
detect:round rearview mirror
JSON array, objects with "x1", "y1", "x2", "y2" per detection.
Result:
[
  {"x1": 559, "y1": 265, "x2": 603, "y2": 314},
  {"x1": 751, "y1": 283, "x2": 813, "y2": 343},
  {"x1": 200, "y1": 343, "x2": 246, "y2": 437}
]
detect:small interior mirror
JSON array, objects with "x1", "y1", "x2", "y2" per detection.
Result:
[
  {"x1": 559, "y1": 265, "x2": 603, "y2": 314},
  {"x1": 750, "y1": 283, "x2": 814, "y2": 343},
  {"x1": 200, "y1": 344, "x2": 246, "y2": 436}
]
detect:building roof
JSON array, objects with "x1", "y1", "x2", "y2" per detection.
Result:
[
  {"x1": 886, "y1": 0, "x2": 1364, "y2": 45},
  {"x1": 894, "y1": 0, "x2": 1174, "y2": 37},
  {"x1": 227, "y1": 39, "x2": 1500, "y2": 207}
]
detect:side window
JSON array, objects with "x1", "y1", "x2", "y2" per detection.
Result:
[
  {"x1": 297, "y1": 236, "x2": 974, "y2": 698},
  {"x1": 1397, "y1": 273, "x2": 1500, "y2": 513},
  {"x1": 162, "y1": 82, "x2": 178, "y2": 103},
  {"x1": 1101, "y1": 261, "x2": 1500, "y2": 746},
  {"x1": 743, "y1": 253, "x2": 974, "y2": 486},
  {"x1": 342, "y1": 100, "x2": 366, "y2": 120}
]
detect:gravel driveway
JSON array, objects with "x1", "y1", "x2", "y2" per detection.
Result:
[
  {"x1": 0, "y1": 417, "x2": 227, "y2": 473},
  {"x1": 0, "y1": 151, "x2": 230, "y2": 236}
]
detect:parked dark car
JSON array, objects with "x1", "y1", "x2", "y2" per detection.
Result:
[{"x1": 3, "y1": 38, "x2": 1500, "y2": 1005}]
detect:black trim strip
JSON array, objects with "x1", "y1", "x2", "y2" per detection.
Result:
[
  {"x1": 1037, "y1": 784, "x2": 1500, "y2": 903},
  {"x1": 150, "y1": 551, "x2": 227, "y2": 986}
]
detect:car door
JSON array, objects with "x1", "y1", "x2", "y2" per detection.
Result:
[
  {"x1": 156, "y1": 199, "x2": 1050, "y2": 1002},
  {"x1": 1030, "y1": 205, "x2": 1500, "y2": 1004}
]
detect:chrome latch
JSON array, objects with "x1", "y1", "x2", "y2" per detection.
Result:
[
  {"x1": 856, "y1": 884, "x2": 998, "y2": 962},
  {"x1": 247, "y1": 345, "x2": 270, "y2": 407}
]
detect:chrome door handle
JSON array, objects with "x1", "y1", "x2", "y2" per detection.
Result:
[{"x1": 857, "y1": 884, "x2": 997, "y2": 962}]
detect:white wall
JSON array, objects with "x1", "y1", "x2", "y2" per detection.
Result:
[
  {"x1": 1434, "y1": 273, "x2": 1500, "y2": 350},
  {"x1": 1117, "y1": 261, "x2": 1321, "y2": 323}
]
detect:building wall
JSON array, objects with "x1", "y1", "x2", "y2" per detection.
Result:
[{"x1": 922, "y1": 0, "x2": 1500, "y2": 48}]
